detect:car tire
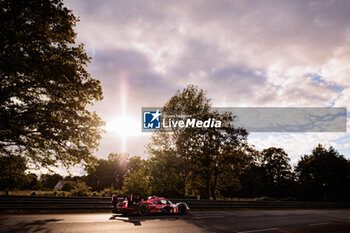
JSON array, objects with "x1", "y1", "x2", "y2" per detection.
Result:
[
  {"x1": 178, "y1": 204, "x2": 187, "y2": 215},
  {"x1": 137, "y1": 204, "x2": 148, "y2": 216}
]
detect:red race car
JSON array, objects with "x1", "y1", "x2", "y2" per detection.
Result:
[{"x1": 112, "y1": 194, "x2": 189, "y2": 216}]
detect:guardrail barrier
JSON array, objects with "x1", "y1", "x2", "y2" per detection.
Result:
[{"x1": 0, "y1": 195, "x2": 349, "y2": 211}]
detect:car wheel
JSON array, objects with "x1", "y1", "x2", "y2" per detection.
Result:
[
  {"x1": 178, "y1": 204, "x2": 187, "y2": 215},
  {"x1": 137, "y1": 204, "x2": 148, "y2": 216}
]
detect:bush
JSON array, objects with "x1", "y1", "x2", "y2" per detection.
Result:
[
  {"x1": 279, "y1": 196, "x2": 297, "y2": 201},
  {"x1": 62, "y1": 183, "x2": 75, "y2": 191},
  {"x1": 254, "y1": 196, "x2": 277, "y2": 201},
  {"x1": 122, "y1": 168, "x2": 150, "y2": 197},
  {"x1": 101, "y1": 187, "x2": 116, "y2": 197},
  {"x1": 90, "y1": 191, "x2": 99, "y2": 197},
  {"x1": 70, "y1": 181, "x2": 91, "y2": 196},
  {"x1": 57, "y1": 191, "x2": 67, "y2": 197}
]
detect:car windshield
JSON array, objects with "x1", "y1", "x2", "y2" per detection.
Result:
[
  {"x1": 159, "y1": 199, "x2": 167, "y2": 204},
  {"x1": 153, "y1": 198, "x2": 173, "y2": 205}
]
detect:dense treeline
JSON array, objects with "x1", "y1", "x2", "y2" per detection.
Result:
[
  {"x1": 2, "y1": 144, "x2": 349, "y2": 202},
  {"x1": 121, "y1": 144, "x2": 350, "y2": 202},
  {"x1": 1, "y1": 86, "x2": 349, "y2": 202}
]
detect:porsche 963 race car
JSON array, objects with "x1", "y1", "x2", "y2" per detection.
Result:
[{"x1": 112, "y1": 194, "x2": 189, "y2": 216}]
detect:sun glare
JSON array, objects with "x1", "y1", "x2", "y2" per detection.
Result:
[{"x1": 105, "y1": 116, "x2": 140, "y2": 137}]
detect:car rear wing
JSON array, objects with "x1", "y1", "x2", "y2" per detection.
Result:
[
  {"x1": 112, "y1": 194, "x2": 119, "y2": 207},
  {"x1": 112, "y1": 194, "x2": 144, "y2": 208}
]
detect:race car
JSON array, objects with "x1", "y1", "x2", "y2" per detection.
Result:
[{"x1": 112, "y1": 194, "x2": 189, "y2": 216}]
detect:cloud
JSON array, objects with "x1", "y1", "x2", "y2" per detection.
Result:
[
  {"x1": 248, "y1": 132, "x2": 349, "y2": 166},
  {"x1": 61, "y1": 0, "x2": 350, "y2": 165}
]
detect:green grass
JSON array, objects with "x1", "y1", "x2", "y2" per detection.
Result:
[
  {"x1": 0, "y1": 190, "x2": 113, "y2": 197},
  {"x1": 0, "y1": 209, "x2": 112, "y2": 215},
  {"x1": 0, "y1": 190, "x2": 56, "y2": 196}
]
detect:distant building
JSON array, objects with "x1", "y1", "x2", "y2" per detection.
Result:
[{"x1": 54, "y1": 180, "x2": 76, "y2": 190}]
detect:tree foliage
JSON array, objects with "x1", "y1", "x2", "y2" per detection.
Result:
[
  {"x1": 40, "y1": 173, "x2": 63, "y2": 189},
  {"x1": 86, "y1": 153, "x2": 128, "y2": 191},
  {"x1": 0, "y1": 155, "x2": 28, "y2": 190},
  {"x1": 260, "y1": 147, "x2": 293, "y2": 197},
  {"x1": 61, "y1": 182, "x2": 75, "y2": 191},
  {"x1": 148, "y1": 85, "x2": 251, "y2": 199},
  {"x1": 296, "y1": 144, "x2": 350, "y2": 201},
  {"x1": 122, "y1": 157, "x2": 150, "y2": 197},
  {"x1": 0, "y1": 0, "x2": 104, "y2": 167},
  {"x1": 148, "y1": 150, "x2": 183, "y2": 197},
  {"x1": 70, "y1": 181, "x2": 91, "y2": 196}
]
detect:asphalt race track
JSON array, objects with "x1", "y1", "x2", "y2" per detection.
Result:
[{"x1": 1, "y1": 209, "x2": 350, "y2": 233}]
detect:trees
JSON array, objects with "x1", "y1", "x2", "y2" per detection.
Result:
[
  {"x1": 86, "y1": 153, "x2": 128, "y2": 191},
  {"x1": 188, "y1": 111, "x2": 250, "y2": 199},
  {"x1": 122, "y1": 157, "x2": 150, "y2": 197},
  {"x1": 295, "y1": 144, "x2": 350, "y2": 201},
  {"x1": 237, "y1": 147, "x2": 294, "y2": 198},
  {"x1": 215, "y1": 146, "x2": 254, "y2": 198},
  {"x1": 22, "y1": 173, "x2": 40, "y2": 190},
  {"x1": 260, "y1": 148, "x2": 292, "y2": 183},
  {"x1": 149, "y1": 85, "x2": 211, "y2": 196},
  {"x1": 0, "y1": 154, "x2": 41, "y2": 191},
  {"x1": 148, "y1": 85, "x2": 250, "y2": 199},
  {"x1": 148, "y1": 150, "x2": 184, "y2": 197},
  {"x1": 0, "y1": 155, "x2": 28, "y2": 190},
  {"x1": 61, "y1": 182, "x2": 75, "y2": 191},
  {"x1": 148, "y1": 85, "x2": 211, "y2": 197},
  {"x1": 40, "y1": 173, "x2": 63, "y2": 189},
  {"x1": 0, "y1": 0, "x2": 104, "y2": 168},
  {"x1": 259, "y1": 147, "x2": 294, "y2": 197},
  {"x1": 70, "y1": 181, "x2": 91, "y2": 196}
]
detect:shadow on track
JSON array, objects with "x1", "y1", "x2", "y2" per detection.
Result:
[
  {"x1": 0, "y1": 218, "x2": 62, "y2": 233},
  {"x1": 109, "y1": 213, "x2": 188, "y2": 226}
]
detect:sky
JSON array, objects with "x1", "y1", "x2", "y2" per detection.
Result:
[{"x1": 60, "y1": 0, "x2": 350, "y2": 174}]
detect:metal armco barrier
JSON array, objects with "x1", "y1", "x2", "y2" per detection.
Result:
[
  {"x1": 170, "y1": 198, "x2": 350, "y2": 209},
  {"x1": 0, "y1": 195, "x2": 349, "y2": 211}
]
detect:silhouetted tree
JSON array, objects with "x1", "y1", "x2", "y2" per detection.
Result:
[
  {"x1": 296, "y1": 144, "x2": 350, "y2": 202},
  {"x1": 259, "y1": 147, "x2": 294, "y2": 197},
  {"x1": 238, "y1": 162, "x2": 266, "y2": 198},
  {"x1": 237, "y1": 148, "x2": 295, "y2": 198},
  {"x1": 148, "y1": 85, "x2": 211, "y2": 196},
  {"x1": 0, "y1": 0, "x2": 104, "y2": 168},
  {"x1": 62, "y1": 182, "x2": 75, "y2": 191},
  {"x1": 22, "y1": 173, "x2": 40, "y2": 190},
  {"x1": 148, "y1": 85, "x2": 249, "y2": 199},
  {"x1": 188, "y1": 111, "x2": 250, "y2": 199},
  {"x1": 0, "y1": 155, "x2": 28, "y2": 191},
  {"x1": 215, "y1": 146, "x2": 254, "y2": 198}
]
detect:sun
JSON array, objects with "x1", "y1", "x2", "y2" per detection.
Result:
[{"x1": 105, "y1": 115, "x2": 140, "y2": 137}]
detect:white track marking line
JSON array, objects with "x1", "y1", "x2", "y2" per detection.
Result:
[
  {"x1": 309, "y1": 222, "x2": 330, "y2": 226},
  {"x1": 238, "y1": 228, "x2": 290, "y2": 233},
  {"x1": 193, "y1": 215, "x2": 225, "y2": 219},
  {"x1": 237, "y1": 215, "x2": 263, "y2": 217}
]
